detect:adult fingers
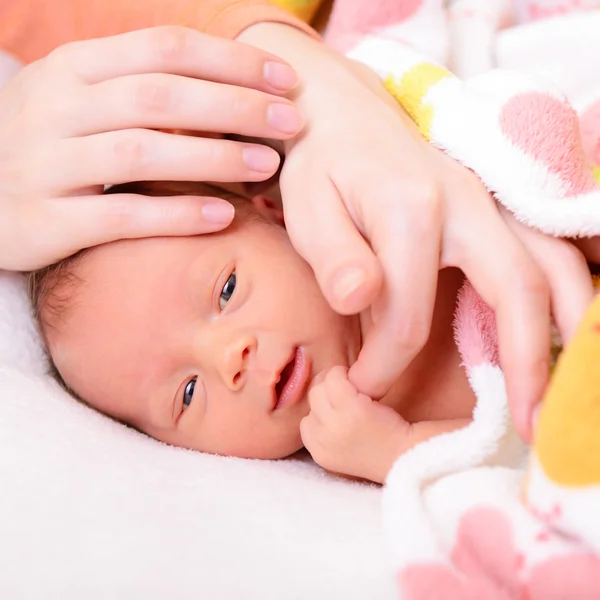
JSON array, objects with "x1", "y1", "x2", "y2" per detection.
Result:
[
  {"x1": 46, "y1": 192, "x2": 235, "y2": 256},
  {"x1": 453, "y1": 210, "x2": 551, "y2": 442},
  {"x1": 537, "y1": 241, "x2": 593, "y2": 344},
  {"x1": 499, "y1": 210, "x2": 593, "y2": 344},
  {"x1": 47, "y1": 26, "x2": 298, "y2": 94},
  {"x1": 51, "y1": 131, "x2": 281, "y2": 192},
  {"x1": 281, "y1": 172, "x2": 383, "y2": 316},
  {"x1": 66, "y1": 74, "x2": 303, "y2": 138},
  {"x1": 349, "y1": 187, "x2": 441, "y2": 399}
]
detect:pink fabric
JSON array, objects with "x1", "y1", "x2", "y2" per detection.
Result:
[
  {"x1": 453, "y1": 282, "x2": 500, "y2": 370},
  {"x1": 515, "y1": 0, "x2": 599, "y2": 23},
  {"x1": 579, "y1": 100, "x2": 600, "y2": 165},
  {"x1": 399, "y1": 507, "x2": 600, "y2": 599},
  {"x1": 500, "y1": 92, "x2": 598, "y2": 196},
  {"x1": 326, "y1": 0, "x2": 422, "y2": 52}
]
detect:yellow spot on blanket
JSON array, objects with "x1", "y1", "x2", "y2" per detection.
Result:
[
  {"x1": 535, "y1": 296, "x2": 600, "y2": 486},
  {"x1": 270, "y1": 0, "x2": 321, "y2": 21},
  {"x1": 384, "y1": 63, "x2": 452, "y2": 140},
  {"x1": 593, "y1": 165, "x2": 600, "y2": 186}
]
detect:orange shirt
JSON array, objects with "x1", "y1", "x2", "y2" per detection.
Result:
[{"x1": 0, "y1": 0, "x2": 318, "y2": 63}]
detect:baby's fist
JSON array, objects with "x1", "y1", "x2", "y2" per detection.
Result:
[{"x1": 300, "y1": 366, "x2": 409, "y2": 483}]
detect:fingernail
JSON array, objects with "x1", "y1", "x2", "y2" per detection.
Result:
[
  {"x1": 267, "y1": 103, "x2": 304, "y2": 134},
  {"x1": 202, "y1": 200, "x2": 235, "y2": 224},
  {"x1": 242, "y1": 146, "x2": 280, "y2": 173},
  {"x1": 264, "y1": 61, "x2": 298, "y2": 91},
  {"x1": 333, "y1": 267, "x2": 367, "y2": 302}
]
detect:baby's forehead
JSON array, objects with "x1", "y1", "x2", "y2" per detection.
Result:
[{"x1": 79, "y1": 234, "x2": 219, "y2": 277}]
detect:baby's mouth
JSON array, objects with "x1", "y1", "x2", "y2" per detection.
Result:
[{"x1": 273, "y1": 347, "x2": 311, "y2": 411}]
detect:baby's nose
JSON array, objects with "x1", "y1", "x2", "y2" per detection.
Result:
[{"x1": 219, "y1": 334, "x2": 257, "y2": 391}]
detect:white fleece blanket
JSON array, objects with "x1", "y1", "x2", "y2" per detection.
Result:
[
  {"x1": 325, "y1": 1, "x2": 600, "y2": 597},
  {"x1": 0, "y1": 277, "x2": 399, "y2": 598},
  {"x1": 3, "y1": 4, "x2": 600, "y2": 598}
]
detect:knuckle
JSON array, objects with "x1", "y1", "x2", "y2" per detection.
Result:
[
  {"x1": 224, "y1": 88, "x2": 252, "y2": 121},
  {"x1": 375, "y1": 180, "x2": 441, "y2": 244},
  {"x1": 387, "y1": 178, "x2": 441, "y2": 221},
  {"x1": 392, "y1": 316, "x2": 431, "y2": 355},
  {"x1": 352, "y1": 401, "x2": 370, "y2": 422},
  {"x1": 102, "y1": 194, "x2": 136, "y2": 237},
  {"x1": 45, "y1": 43, "x2": 77, "y2": 74},
  {"x1": 150, "y1": 26, "x2": 190, "y2": 65},
  {"x1": 132, "y1": 76, "x2": 172, "y2": 115},
  {"x1": 327, "y1": 418, "x2": 344, "y2": 437},
  {"x1": 204, "y1": 142, "x2": 231, "y2": 172},
  {"x1": 111, "y1": 130, "x2": 148, "y2": 180},
  {"x1": 513, "y1": 263, "x2": 549, "y2": 299},
  {"x1": 414, "y1": 181, "x2": 442, "y2": 217},
  {"x1": 551, "y1": 240, "x2": 587, "y2": 270}
]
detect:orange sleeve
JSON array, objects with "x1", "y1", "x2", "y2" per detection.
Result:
[{"x1": 0, "y1": 0, "x2": 320, "y2": 64}]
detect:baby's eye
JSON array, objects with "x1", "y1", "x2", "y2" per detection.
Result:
[
  {"x1": 183, "y1": 377, "x2": 197, "y2": 409},
  {"x1": 219, "y1": 271, "x2": 236, "y2": 310}
]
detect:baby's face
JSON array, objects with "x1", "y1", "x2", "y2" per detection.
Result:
[{"x1": 49, "y1": 198, "x2": 360, "y2": 459}]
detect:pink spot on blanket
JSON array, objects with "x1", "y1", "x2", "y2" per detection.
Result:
[
  {"x1": 524, "y1": 0, "x2": 589, "y2": 22},
  {"x1": 398, "y1": 506, "x2": 600, "y2": 599},
  {"x1": 529, "y1": 554, "x2": 600, "y2": 599},
  {"x1": 579, "y1": 100, "x2": 600, "y2": 165},
  {"x1": 453, "y1": 281, "x2": 499, "y2": 369},
  {"x1": 536, "y1": 531, "x2": 551, "y2": 543},
  {"x1": 326, "y1": 0, "x2": 423, "y2": 52},
  {"x1": 500, "y1": 92, "x2": 597, "y2": 196}
]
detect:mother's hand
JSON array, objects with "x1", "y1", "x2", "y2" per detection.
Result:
[
  {"x1": 239, "y1": 22, "x2": 593, "y2": 441},
  {"x1": 0, "y1": 26, "x2": 303, "y2": 271}
]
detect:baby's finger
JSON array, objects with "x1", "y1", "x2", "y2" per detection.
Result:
[
  {"x1": 52, "y1": 132, "x2": 281, "y2": 192},
  {"x1": 47, "y1": 26, "x2": 298, "y2": 94},
  {"x1": 282, "y1": 174, "x2": 383, "y2": 316},
  {"x1": 46, "y1": 193, "x2": 235, "y2": 257},
  {"x1": 66, "y1": 75, "x2": 303, "y2": 139},
  {"x1": 323, "y1": 366, "x2": 358, "y2": 409},
  {"x1": 307, "y1": 385, "x2": 336, "y2": 422},
  {"x1": 349, "y1": 190, "x2": 441, "y2": 399}
]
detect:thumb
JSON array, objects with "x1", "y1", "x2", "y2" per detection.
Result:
[
  {"x1": 282, "y1": 176, "x2": 383, "y2": 315},
  {"x1": 51, "y1": 192, "x2": 235, "y2": 251}
]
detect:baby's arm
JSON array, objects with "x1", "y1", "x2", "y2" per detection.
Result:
[{"x1": 300, "y1": 366, "x2": 470, "y2": 485}]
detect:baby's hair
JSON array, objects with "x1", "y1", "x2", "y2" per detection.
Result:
[{"x1": 28, "y1": 249, "x2": 89, "y2": 397}]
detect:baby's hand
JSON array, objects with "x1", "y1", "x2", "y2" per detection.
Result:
[{"x1": 300, "y1": 366, "x2": 411, "y2": 484}]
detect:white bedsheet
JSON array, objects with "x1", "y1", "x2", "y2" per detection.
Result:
[{"x1": 0, "y1": 272, "x2": 395, "y2": 599}]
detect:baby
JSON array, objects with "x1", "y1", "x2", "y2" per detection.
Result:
[{"x1": 31, "y1": 181, "x2": 476, "y2": 484}]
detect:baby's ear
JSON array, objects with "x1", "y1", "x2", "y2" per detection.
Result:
[{"x1": 250, "y1": 195, "x2": 285, "y2": 227}]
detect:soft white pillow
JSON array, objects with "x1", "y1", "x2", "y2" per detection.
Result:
[{"x1": 0, "y1": 271, "x2": 395, "y2": 599}]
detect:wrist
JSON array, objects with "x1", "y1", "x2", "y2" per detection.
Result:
[
  {"x1": 237, "y1": 22, "x2": 338, "y2": 81},
  {"x1": 366, "y1": 421, "x2": 414, "y2": 484}
]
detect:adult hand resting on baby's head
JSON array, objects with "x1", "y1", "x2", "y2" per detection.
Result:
[
  {"x1": 240, "y1": 23, "x2": 594, "y2": 443},
  {"x1": 0, "y1": 27, "x2": 303, "y2": 271}
]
